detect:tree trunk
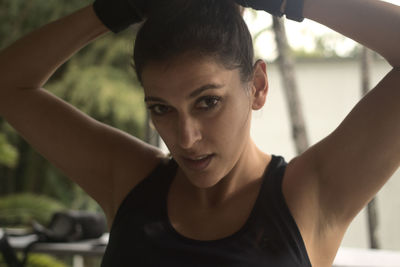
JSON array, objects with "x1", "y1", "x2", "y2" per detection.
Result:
[
  {"x1": 361, "y1": 46, "x2": 380, "y2": 249},
  {"x1": 272, "y1": 17, "x2": 309, "y2": 154},
  {"x1": 367, "y1": 198, "x2": 380, "y2": 249}
]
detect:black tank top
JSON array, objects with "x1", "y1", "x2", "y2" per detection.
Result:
[{"x1": 101, "y1": 155, "x2": 311, "y2": 266}]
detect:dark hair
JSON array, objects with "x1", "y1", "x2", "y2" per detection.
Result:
[{"x1": 133, "y1": 0, "x2": 254, "y2": 84}]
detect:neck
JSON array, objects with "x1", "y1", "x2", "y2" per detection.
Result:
[{"x1": 181, "y1": 140, "x2": 271, "y2": 210}]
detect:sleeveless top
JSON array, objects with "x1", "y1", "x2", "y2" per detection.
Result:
[{"x1": 101, "y1": 155, "x2": 311, "y2": 266}]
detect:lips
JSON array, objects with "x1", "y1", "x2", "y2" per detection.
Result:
[
  {"x1": 181, "y1": 153, "x2": 215, "y2": 170},
  {"x1": 189, "y1": 155, "x2": 209, "y2": 160}
]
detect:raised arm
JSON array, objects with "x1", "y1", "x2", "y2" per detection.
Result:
[
  {"x1": 297, "y1": 0, "x2": 400, "y2": 223},
  {"x1": 235, "y1": 0, "x2": 399, "y2": 265},
  {"x1": 0, "y1": 5, "x2": 162, "y2": 222},
  {"x1": 304, "y1": 0, "x2": 400, "y2": 67},
  {"x1": 281, "y1": 0, "x2": 400, "y2": 265},
  {"x1": 0, "y1": 6, "x2": 106, "y2": 91}
]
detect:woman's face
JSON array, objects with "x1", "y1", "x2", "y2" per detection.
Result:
[{"x1": 142, "y1": 54, "x2": 258, "y2": 188}]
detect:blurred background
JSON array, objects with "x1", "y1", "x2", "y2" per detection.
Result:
[{"x1": 0, "y1": 0, "x2": 399, "y2": 266}]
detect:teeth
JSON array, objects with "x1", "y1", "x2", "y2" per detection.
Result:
[{"x1": 194, "y1": 155, "x2": 208, "y2": 160}]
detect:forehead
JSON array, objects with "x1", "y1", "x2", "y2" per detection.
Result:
[{"x1": 141, "y1": 54, "x2": 240, "y2": 97}]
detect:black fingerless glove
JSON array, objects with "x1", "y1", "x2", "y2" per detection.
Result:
[
  {"x1": 93, "y1": 0, "x2": 147, "y2": 33},
  {"x1": 284, "y1": 0, "x2": 304, "y2": 22},
  {"x1": 235, "y1": 0, "x2": 304, "y2": 22}
]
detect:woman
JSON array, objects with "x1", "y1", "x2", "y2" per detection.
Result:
[{"x1": 0, "y1": 0, "x2": 399, "y2": 266}]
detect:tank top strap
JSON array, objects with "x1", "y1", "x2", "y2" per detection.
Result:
[
  {"x1": 257, "y1": 155, "x2": 311, "y2": 265},
  {"x1": 111, "y1": 157, "x2": 178, "y2": 231}
]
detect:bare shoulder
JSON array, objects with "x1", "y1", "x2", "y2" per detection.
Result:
[
  {"x1": 282, "y1": 150, "x2": 344, "y2": 266},
  {"x1": 105, "y1": 130, "x2": 167, "y2": 222}
]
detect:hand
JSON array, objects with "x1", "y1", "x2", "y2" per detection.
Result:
[
  {"x1": 93, "y1": 0, "x2": 150, "y2": 33},
  {"x1": 234, "y1": 0, "x2": 285, "y2": 17}
]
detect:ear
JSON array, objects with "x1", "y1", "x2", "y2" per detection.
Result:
[{"x1": 251, "y1": 60, "x2": 268, "y2": 110}]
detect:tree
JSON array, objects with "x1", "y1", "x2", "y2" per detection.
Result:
[{"x1": 272, "y1": 16, "x2": 309, "y2": 154}]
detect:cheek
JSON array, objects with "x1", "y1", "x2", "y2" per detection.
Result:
[{"x1": 206, "y1": 96, "x2": 251, "y2": 147}]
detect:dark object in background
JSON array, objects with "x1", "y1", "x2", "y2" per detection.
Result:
[
  {"x1": 0, "y1": 211, "x2": 107, "y2": 267},
  {"x1": 33, "y1": 210, "x2": 107, "y2": 242}
]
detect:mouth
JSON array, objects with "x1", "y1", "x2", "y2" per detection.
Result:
[{"x1": 181, "y1": 154, "x2": 215, "y2": 171}]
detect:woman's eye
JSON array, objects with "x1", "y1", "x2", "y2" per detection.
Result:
[
  {"x1": 196, "y1": 96, "x2": 221, "y2": 110},
  {"x1": 148, "y1": 104, "x2": 171, "y2": 116}
]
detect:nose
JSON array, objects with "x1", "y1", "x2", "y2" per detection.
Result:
[{"x1": 177, "y1": 115, "x2": 202, "y2": 150}]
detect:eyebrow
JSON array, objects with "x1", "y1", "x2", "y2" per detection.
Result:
[{"x1": 144, "y1": 83, "x2": 224, "y2": 103}]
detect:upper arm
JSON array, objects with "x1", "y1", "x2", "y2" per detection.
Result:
[
  {"x1": 283, "y1": 69, "x2": 400, "y2": 265},
  {"x1": 313, "y1": 68, "x2": 400, "y2": 224},
  {"x1": 286, "y1": 68, "x2": 400, "y2": 241},
  {"x1": 1, "y1": 87, "x2": 163, "y2": 216}
]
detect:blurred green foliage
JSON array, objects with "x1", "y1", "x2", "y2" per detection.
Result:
[
  {"x1": 0, "y1": 253, "x2": 68, "y2": 267},
  {"x1": 0, "y1": 193, "x2": 65, "y2": 227},
  {"x1": 24, "y1": 254, "x2": 69, "y2": 267},
  {"x1": 0, "y1": 0, "x2": 146, "y2": 213},
  {"x1": 0, "y1": 133, "x2": 18, "y2": 168}
]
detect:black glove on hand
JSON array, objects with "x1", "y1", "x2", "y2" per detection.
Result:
[
  {"x1": 93, "y1": 0, "x2": 148, "y2": 33},
  {"x1": 235, "y1": 0, "x2": 304, "y2": 22}
]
